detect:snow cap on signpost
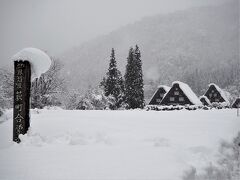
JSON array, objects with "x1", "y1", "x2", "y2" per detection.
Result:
[{"x1": 12, "y1": 47, "x2": 52, "y2": 81}]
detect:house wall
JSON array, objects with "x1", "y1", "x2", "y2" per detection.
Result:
[
  {"x1": 160, "y1": 84, "x2": 193, "y2": 105},
  {"x1": 204, "y1": 85, "x2": 225, "y2": 103}
]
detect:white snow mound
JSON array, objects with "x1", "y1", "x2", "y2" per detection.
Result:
[{"x1": 12, "y1": 48, "x2": 52, "y2": 81}]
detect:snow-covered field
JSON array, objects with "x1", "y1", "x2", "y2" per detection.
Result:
[{"x1": 0, "y1": 109, "x2": 240, "y2": 180}]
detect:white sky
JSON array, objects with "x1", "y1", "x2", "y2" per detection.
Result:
[{"x1": 0, "y1": 0, "x2": 227, "y2": 67}]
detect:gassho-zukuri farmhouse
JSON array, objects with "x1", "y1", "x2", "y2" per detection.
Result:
[{"x1": 148, "y1": 81, "x2": 237, "y2": 107}]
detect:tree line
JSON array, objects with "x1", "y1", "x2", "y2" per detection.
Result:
[
  {"x1": 0, "y1": 46, "x2": 145, "y2": 111},
  {"x1": 100, "y1": 45, "x2": 144, "y2": 110},
  {"x1": 1, "y1": 45, "x2": 238, "y2": 110}
]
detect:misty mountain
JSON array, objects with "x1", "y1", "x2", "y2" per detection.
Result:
[{"x1": 61, "y1": 0, "x2": 239, "y2": 99}]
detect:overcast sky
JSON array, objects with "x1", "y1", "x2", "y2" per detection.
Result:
[{"x1": 0, "y1": 0, "x2": 227, "y2": 67}]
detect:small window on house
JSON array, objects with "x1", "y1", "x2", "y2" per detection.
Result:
[
  {"x1": 215, "y1": 99, "x2": 219, "y2": 102},
  {"x1": 214, "y1": 93, "x2": 217, "y2": 97},
  {"x1": 156, "y1": 99, "x2": 161, "y2": 103},
  {"x1": 176, "y1": 88, "x2": 179, "y2": 90},
  {"x1": 212, "y1": 90, "x2": 214, "y2": 93},
  {"x1": 179, "y1": 97, "x2": 184, "y2": 102},
  {"x1": 209, "y1": 93, "x2": 212, "y2": 97},
  {"x1": 159, "y1": 93, "x2": 164, "y2": 97},
  {"x1": 170, "y1": 97, "x2": 175, "y2": 102},
  {"x1": 174, "y1": 91, "x2": 179, "y2": 95}
]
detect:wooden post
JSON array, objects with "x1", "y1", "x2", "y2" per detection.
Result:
[{"x1": 13, "y1": 61, "x2": 31, "y2": 143}]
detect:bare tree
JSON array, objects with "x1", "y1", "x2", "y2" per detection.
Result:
[
  {"x1": 0, "y1": 58, "x2": 65, "y2": 109},
  {"x1": 31, "y1": 58, "x2": 65, "y2": 108}
]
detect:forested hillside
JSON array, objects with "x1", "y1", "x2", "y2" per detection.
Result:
[{"x1": 61, "y1": 0, "x2": 239, "y2": 100}]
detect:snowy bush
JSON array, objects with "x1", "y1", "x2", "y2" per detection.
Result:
[
  {"x1": 202, "y1": 105, "x2": 211, "y2": 110},
  {"x1": 182, "y1": 132, "x2": 240, "y2": 180},
  {"x1": 62, "y1": 87, "x2": 115, "y2": 110},
  {"x1": 146, "y1": 104, "x2": 230, "y2": 111},
  {"x1": 76, "y1": 88, "x2": 115, "y2": 110},
  {"x1": 0, "y1": 109, "x2": 10, "y2": 122},
  {"x1": 146, "y1": 105, "x2": 204, "y2": 111},
  {"x1": 76, "y1": 97, "x2": 93, "y2": 110},
  {"x1": 211, "y1": 102, "x2": 230, "y2": 109},
  {"x1": 59, "y1": 90, "x2": 83, "y2": 110}
]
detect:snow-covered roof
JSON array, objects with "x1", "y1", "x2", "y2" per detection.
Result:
[
  {"x1": 208, "y1": 83, "x2": 230, "y2": 104},
  {"x1": 157, "y1": 85, "x2": 171, "y2": 92},
  {"x1": 12, "y1": 48, "x2": 52, "y2": 81},
  {"x1": 232, "y1": 98, "x2": 240, "y2": 107},
  {"x1": 149, "y1": 85, "x2": 170, "y2": 104},
  {"x1": 199, "y1": 95, "x2": 211, "y2": 105},
  {"x1": 172, "y1": 81, "x2": 202, "y2": 105}
]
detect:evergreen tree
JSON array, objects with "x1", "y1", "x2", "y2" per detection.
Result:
[
  {"x1": 134, "y1": 45, "x2": 145, "y2": 108},
  {"x1": 124, "y1": 47, "x2": 135, "y2": 109},
  {"x1": 124, "y1": 45, "x2": 144, "y2": 109},
  {"x1": 101, "y1": 48, "x2": 124, "y2": 109}
]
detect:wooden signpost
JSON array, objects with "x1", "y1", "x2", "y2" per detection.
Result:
[{"x1": 13, "y1": 60, "x2": 31, "y2": 143}]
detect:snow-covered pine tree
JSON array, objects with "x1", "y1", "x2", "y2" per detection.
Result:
[
  {"x1": 134, "y1": 45, "x2": 145, "y2": 108},
  {"x1": 124, "y1": 47, "x2": 135, "y2": 109},
  {"x1": 102, "y1": 48, "x2": 124, "y2": 109},
  {"x1": 115, "y1": 70, "x2": 125, "y2": 108},
  {"x1": 124, "y1": 46, "x2": 144, "y2": 109}
]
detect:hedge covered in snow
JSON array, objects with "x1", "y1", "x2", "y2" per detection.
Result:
[{"x1": 146, "y1": 104, "x2": 230, "y2": 111}]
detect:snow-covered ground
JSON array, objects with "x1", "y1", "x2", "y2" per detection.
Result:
[{"x1": 0, "y1": 109, "x2": 240, "y2": 180}]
